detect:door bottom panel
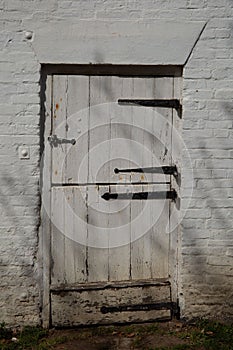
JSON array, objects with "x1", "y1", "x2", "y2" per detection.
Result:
[{"x1": 51, "y1": 281, "x2": 171, "y2": 326}]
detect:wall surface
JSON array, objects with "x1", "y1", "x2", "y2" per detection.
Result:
[{"x1": 0, "y1": 0, "x2": 233, "y2": 326}]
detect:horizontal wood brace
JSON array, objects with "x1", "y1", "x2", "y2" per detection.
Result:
[{"x1": 51, "y1": 279, "x2": 170, "y2": 293}]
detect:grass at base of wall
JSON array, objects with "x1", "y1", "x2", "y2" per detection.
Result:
[{"x1": 0, "y1": 319, "x2": 233, "y2": 350}]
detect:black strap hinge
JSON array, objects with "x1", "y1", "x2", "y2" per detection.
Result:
[
  {"x1": 114, "y1": 165, "x2": 178, "y2": 176},
  {"x1": 118, "y1": 99, "x2": 181, "y2": 110},
  {"x1": 101, "y1": 301, "x2": 179, "y2": 314},
  {"x1": 101, "y1": 190, "x2": 177, "y2": 201}
]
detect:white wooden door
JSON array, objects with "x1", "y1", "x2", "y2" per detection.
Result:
[{"x1": 48, "y1": 74, "x2": 177, "y2": 326}]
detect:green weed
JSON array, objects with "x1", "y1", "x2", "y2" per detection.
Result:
[
  {"x1": 0, "y1": 319, "x2": 232, "y2": 350},
  {"x1": 0, "y1": 326, "x2": 48, "y2": 350},
  {"x1": 0, "y1": 323, "x2": 12, "y2": 340}
]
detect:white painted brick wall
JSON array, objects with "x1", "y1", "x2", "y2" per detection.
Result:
[{"x1": 0, "y1": 0, "x2": 233, "y2": 326}]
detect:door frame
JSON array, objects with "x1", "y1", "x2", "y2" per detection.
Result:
[{"x1": 40, "y1": 64, "x2": 182, "y2": 327}]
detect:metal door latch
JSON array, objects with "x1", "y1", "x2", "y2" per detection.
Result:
[{"x1": 48, "y1": 134, "x2": 76, "y2": 147}]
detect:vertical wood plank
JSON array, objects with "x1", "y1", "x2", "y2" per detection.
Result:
[
  {"x1": 149, "y1": 184, "x2": 170, "y2": 278},
  {"x1": 64, "y1": 187, "x2": 76, "y2": 283},
  {"x1": 108, "y1": 184, "x2": 131, "y2": 281},
  {"x1": 65, "y1": 75, "x2": 89, "y2": 184},
  {"x1": 87, "y1": 76, "x2": 112, "y2": 282},
  {"x1": 61, "y1": 76, "x2": 89, "y2": 285},
  {"x1": 51, "y1": 186, "x2": 89, "y2": 286},
  {"x1": 131, "y1": 184, "x2": 152, "y2": 280},
  {"x1": 41, "y1": 74, "x2": 52, "y2": 327},
  {"x1": 130, "y1": 184, "x2": 170, "y2": 279},
  {"x1": 107, "y1": 77, "x2": 133, "y2": 281},
  {"x1": 51, "y1": 187, "x2": 65, "y2": 285},
  {"x1": 149, "y1": 78, "x2": 172, "y2": 279},
  {"x1": 129, "y1": 78, "x2": 153, "y2": 280},
  {"x1": 108, "y1": 76, "x2": 133, "y2": 185},
  {"x1": 52, "y1": 75, "x2": 68, "y2": 184},
  {"x1": 169, "y1": 76, "x2": 181, "y2": 303},
  {"x1": 86, "y1": 185, "x2": 109, "y2": 282},
  {"x1": 63, "y1": 186, "x2": 88, "y2": 284},
  {"x1": 88, "y1": 76, "x2": 112, "y2": 184},
  {"x1": 73, "y1": 186, "x2": 88, "y2": 283}
]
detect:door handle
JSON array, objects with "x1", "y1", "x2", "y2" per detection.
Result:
[
  {"x1": 101, "y1": 190, "x2": 177, "y2": 201},
  {"x1": 48, "y1": 134, "x2": 76, "y2": 147},
  {"x1": 114, "y1": 166, "x2": 178, "y2": 176}
]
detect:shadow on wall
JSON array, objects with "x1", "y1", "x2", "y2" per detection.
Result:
[
  {"x1": 183, "y1": 16, "x2": 233, "y2": 318},
  {"x1": 0, "y1": 171, "x2": 40, "y2": 283}
]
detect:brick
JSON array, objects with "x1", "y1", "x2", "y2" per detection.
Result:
[
  {"x1": 215, "y1": 49, "x2": 231, "y2": 58},
  {"x1": 211, "y1": 208, "x2": 232, "y2": 219},
  {"x1": 215, "y1": 89, "x2": 233, "y2": 99},
  {"x1": 226, "y1": 248, "x2": 233, "y2": 257},
  {"x1": 197, "y1": 179, "x2": 233, "y2": 189},
  {"x1": 206, "y1": 219, "x2": 233, "y2": 229},
  {"x1": 184, "y1": 209, "x2": 211, "y2": 219},
  {"x1": 213, "y1": 129, "x2": 229, "y2": 138},
  {"x1": 206, "y1": 198, "x2": 233, "y2": 208},
  {"x1": 188, "y1": 0, "x2": 207, "y2": 9},
  {"x1": 184, "y1": 68, "x2": 212, "y2": 79},
  {"x1": 12, "y1": 93, "x2": 40, "y2": 105},
  {"x1": 215, "y1": 29, "x2": 231, "y2": 38},
  {"x1": 205, "y1": 120, "x2": 232, "y2": 128}
]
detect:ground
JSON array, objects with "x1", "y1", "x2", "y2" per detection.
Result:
[{"x1": 1, "y1": 319, "x2": 233, "y2": 350}]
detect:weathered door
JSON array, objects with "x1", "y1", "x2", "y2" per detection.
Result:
[{"x1": 47, "y1": 74, "x2": 178, "y2": 326}]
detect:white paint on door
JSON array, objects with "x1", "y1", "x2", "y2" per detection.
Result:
[{"x1": 49, "y1": 74, "x2": 178, "y2": 325}]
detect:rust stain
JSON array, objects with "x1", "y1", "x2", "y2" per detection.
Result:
[
  {"x1": 141, "y1": 175, "x2": 145, "y2": 181},
  {"x1": 54, "y1": 114, "x2": 56, "y2": 119},
  {"x1": 55, "y1": 103, "x2": 59, "y2": 110},
  {"x1": 60, "y1": 98, "x2": 62, "y2": 102},
  {"x1": 67, "y1": 196, "x2": 70, "y2": 201},
  {"x1": 54, "y1": 170, "x2": 58, "y2": 175},
  {"x1": 119, "y1": 176, "x2": 122, "y2": 180}
]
